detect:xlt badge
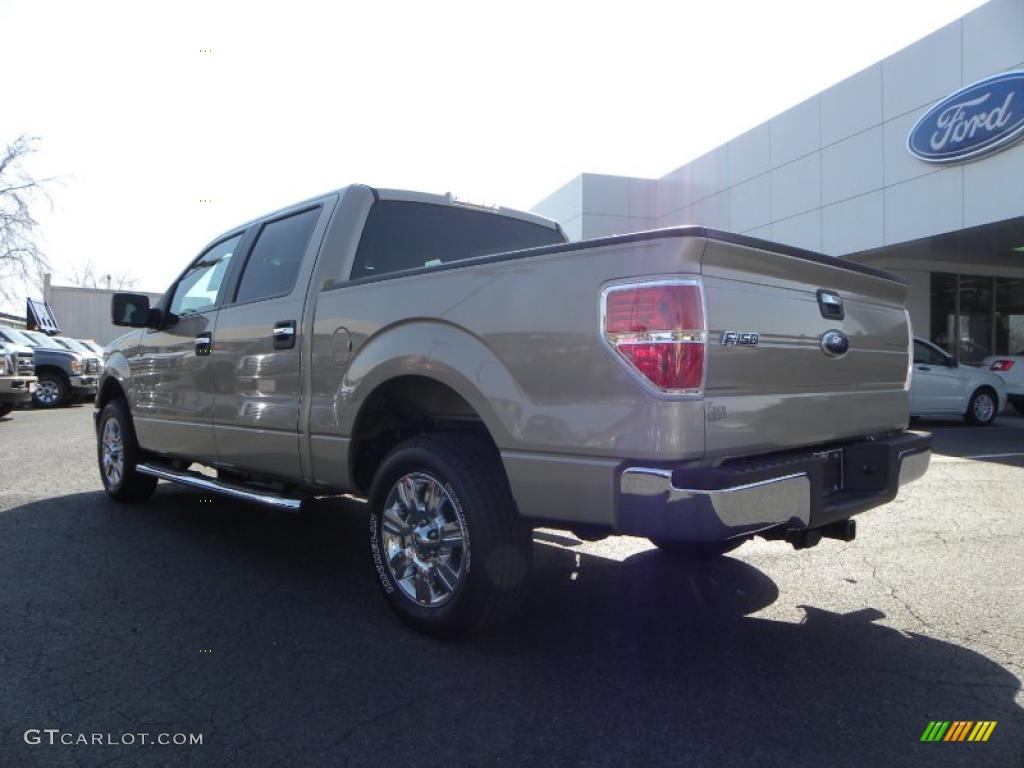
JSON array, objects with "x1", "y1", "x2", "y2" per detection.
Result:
[{"x1": 721, "y1": 331, "x2": 760, "y2": 346}]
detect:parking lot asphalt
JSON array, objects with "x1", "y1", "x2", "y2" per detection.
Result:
[{"x1": 0, "y1": 405, "x2": 1022, "y2": 768}]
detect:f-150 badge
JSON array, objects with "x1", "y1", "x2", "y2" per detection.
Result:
[{"x1": 720, "y1": 331, "x2": 759, "y2": 346}]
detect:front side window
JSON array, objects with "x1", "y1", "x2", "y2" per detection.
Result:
[
  {"x1": 350, "y1": 201, "x2": 565, "y2": 279},
  {"x1": 913, "y1": 340, "x2": 949, "y2": 366},
  {"x1": 170, "y1": 235, "x2": 242, "y2": 316},
  {"x1": 234, "y1": 208, "x2": 320, "y2": 304}
]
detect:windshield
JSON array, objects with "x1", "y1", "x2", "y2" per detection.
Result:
[
  {"x1": 0, "y1": 327, "x2": 37, "y2": 347},
  {"x1": 55, "y1": 337, "x2": 92, "y2": 354},
  {"x1": 23, "y1": 330, "x2": 66, "y2": 350}
]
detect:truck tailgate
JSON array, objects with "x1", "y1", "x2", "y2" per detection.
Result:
[{"x1": 700, "y1": 237, "x2": 910, "y2": 460}]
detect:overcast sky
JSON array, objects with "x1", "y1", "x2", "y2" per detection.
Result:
[{"x1": 0, "y1": 0, "x2": 986, "y2": 307}]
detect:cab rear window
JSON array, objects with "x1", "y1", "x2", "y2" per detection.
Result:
[{"x1": 350, "y1": 201, "x2": 564, "y2": 279}]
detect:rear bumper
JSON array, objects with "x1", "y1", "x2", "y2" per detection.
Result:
[{"x1": 618, "y1": 430, "x2": 931, "y2": 543}]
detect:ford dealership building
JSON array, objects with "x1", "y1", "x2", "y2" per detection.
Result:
[{"x1": 533, "y1": 0, "x2": 1024, "y2": 363}]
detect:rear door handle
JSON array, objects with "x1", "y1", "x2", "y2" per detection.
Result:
[
  {"x1": 273, "y1": 321, "x2": 296, "y2": 350},
  {"x1": 195, "y1": 332, "x2": 212, "y2": 356}
]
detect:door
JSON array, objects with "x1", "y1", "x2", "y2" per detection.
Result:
[
  {"x1": 130, "y1": 234, "x2": 243, "y2": 461},
  {"x1": 911, "y1": 340, "x2": 963, "y2": 414},
  {"x1": 211, "y1": 205, "x2": 325, "y2": 481}
]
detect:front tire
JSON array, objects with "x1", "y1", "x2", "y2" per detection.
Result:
[
  {"x1": 368, "y1": 434, "x2": 532, "y2": 638},
  {"x1": 97, "y1": 399, "x2": 157, "y2": 502},
  {"x1": 650, "y1": 538, "x2": 745, "y2": 560},
  {"x1": 965, "y1": 387, "x2": 998, "y2": 426},
  {"x1": 1009, "y1": 396, "x2": 1024, "y2": 416},
  {"x1": 0, "y1": 403, "x2": 13, "y2": 418},
  {"x1": 33, "y1": 373, "x2": 68, "y2": 408}
]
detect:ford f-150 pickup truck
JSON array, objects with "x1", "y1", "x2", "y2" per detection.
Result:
[{"x1": 95, "y1": 185, "x2": 931, "y2": 637}]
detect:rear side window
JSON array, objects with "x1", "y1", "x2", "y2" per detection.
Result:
[
  {"x1": 350, "y1": 201, "x2": 564, "y2": 279},
  {"x1": 235, "y1": 208, "x2": 320, "y2": 304}
]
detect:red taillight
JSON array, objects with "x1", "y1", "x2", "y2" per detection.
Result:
[
  {"x1": 991, "y1": 360, "x2": 1015, "y2": 372},
  {"x1": 602, "y1": 281, "x2": 705, "y2": 393}
]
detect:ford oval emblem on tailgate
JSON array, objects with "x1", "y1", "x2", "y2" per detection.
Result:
[{"x1": 820, "y1": 330, "x2": 849, "y2": 358}]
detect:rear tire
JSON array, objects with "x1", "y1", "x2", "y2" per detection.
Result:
[
  {"x1": 97, "y1": 399, "x2": 158, "y2": 502},
  {"x1": 368, "y1": 433, "x2": 532, "y2": 638},
  {"x1": 965, "y1": 387, "x2": 998, "y2": 426},
  {"x1": 33, "y1": 373, "x2": 68, "y2": 408},
  {"x1": 1010, "y1": 396, "x2": 1024, "y2": 416},
  {"x1": 650, "y1": 538, "x2": 745, "y2": 560},
  {"x1": 0, "y1": 403, "x2": 13, "y2": 418}
]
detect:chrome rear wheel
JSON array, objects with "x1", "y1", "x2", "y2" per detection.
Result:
[{"x1": 381, "y1": 472, "x2": 468, "y2": 608}]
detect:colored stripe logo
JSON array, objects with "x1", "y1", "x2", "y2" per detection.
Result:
[{"x1": 921, "y1": 721, "x2": 997, "y2": 742}]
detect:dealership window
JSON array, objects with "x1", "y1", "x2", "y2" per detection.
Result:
[{"x1": 929, "y1": 272, "x2": 1024, "y2": 363}]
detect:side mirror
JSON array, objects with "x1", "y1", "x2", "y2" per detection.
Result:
[
  {"x1": 946, "y1": 356, "x2": 958, "y2": 368},
  {"x1": 112, "y1": 293, "x2": 159, "y2": 328}
]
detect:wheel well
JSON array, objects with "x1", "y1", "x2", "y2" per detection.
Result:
[
  {"x1": 973, "y1": 385, "x2": 998, "y2": 400},
  {"x1": 97, "y1": 377, "x2": 127, "y2": 411},
  {"x1": 350, "y1": 376, "x2": 499, "y2": 494},
  {"x1": 34, "y1": 365, "x2": 69, "y2": 383}
]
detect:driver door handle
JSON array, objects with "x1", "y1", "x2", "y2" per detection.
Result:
[
  {"x1": 917, "y1": 365, "x2": 930, "y2": 371},
  {"x1": 195, "y1": 332, "x2": 212, "y2": 356},
  {"x1": 273, "y1": 320, "x2": 296, "y2": 350}
]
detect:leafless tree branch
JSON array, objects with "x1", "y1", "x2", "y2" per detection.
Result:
[
  {"x1": 65, "y1": 259, "x2": 137, "y2": 290},
  {"x1": 0, "y1": 135, "x2": 53, "y2": 304}
]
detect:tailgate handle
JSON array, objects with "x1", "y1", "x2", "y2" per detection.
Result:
[
  {"x1": 817, "y1": 289, "x2": 845, "y2": 320},
  {"x1": 273, "y1": 321, "x2": 296, "y2": 350}
]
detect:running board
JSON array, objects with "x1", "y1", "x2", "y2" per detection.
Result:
[{"x1": 136, "y1": 463, "x2": 305, "y2": 511}]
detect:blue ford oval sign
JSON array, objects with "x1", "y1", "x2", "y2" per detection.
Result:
[{"x1": 907, "y1": 70, "x2": 1024, "y2": 164}]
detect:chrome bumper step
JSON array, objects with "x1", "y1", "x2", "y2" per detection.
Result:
[{"x1": 136, "y1": 463, "x2": 305, "y2": 511}]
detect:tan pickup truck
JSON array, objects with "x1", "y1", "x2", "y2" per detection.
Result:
[{"x1": 95, "y1": 185, "x2": 930, "y2": 636}]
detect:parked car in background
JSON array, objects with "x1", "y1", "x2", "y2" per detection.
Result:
[
  {"x1": 911, "y1": 338, "x2": 1006, "y2": 425},
  {"x1": 0, "y1": 327, "x2": 98, "y2": 408},
  {"x1": 0, "y1": 333, "x2": 36, "y2": 381},
  {"x1": 52, "y1": 337, "x2": 105, "y2": 370},
  {"x1": 0, "y1": 341, "x2": 37, "y2": 418},
  {"x1": 982, "y1": 352, "x2": 1024, "y2": 415},
  {"x1": 78, "y1": 339, "x2": 106, "y2": 356}
]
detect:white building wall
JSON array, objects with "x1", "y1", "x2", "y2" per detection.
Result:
[
  {"x1": 44, "y1": 280, "x2": 162, "y2": 346},
  {"x1": 533, "y1": 0, "x2": 1024, "y2": 256}
]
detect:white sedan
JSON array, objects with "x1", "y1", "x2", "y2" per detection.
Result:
[
  {"x1": 910, "y1": 338, "x2": 1006, "y2": 426},
  {"x1": 981, "y1": 352, "x2": 1024, "y2": 415}
]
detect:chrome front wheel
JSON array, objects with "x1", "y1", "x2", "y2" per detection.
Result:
[
  {"x1": 33, "y1": 374, "x2": 66, "y2": 408},
  {"x1": 380, "y1": 472, "x2": 468, "y2": 608},
  {"x1": 101, "y1": 418, "x2": 125, "y2": 488},
  {"x1": 96, "y1": 399, "x2": 157, "y2": 502}
]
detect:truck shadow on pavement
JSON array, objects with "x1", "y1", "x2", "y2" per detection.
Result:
[{"x1": 0, "y1": 489, "x2": 1020, "y2": 768}]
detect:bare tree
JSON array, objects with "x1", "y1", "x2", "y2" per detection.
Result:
[
  {"x1": 0, "y1": 135, "x2": 52, "y2": 304},
  {"x1": 65, "y1": 259, "x2": 137, "y2": 290}
]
